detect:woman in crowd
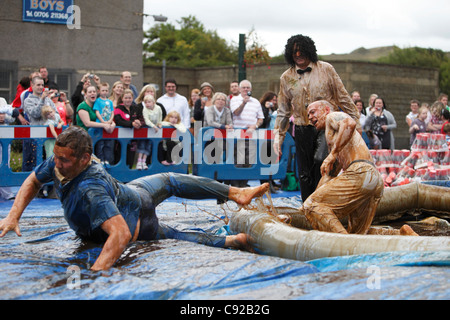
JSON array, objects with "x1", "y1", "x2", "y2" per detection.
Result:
[
  {"x1": 135, "y1": 84, "x2": 167, "y2": 120},
  {"x1": 259, "y1": 91, "x2": 278, "y2": 130},
  {"x1": 364, "y1": 97, "x2": 397, "y2": 150},
  {"x1": 76, "y1": 85, "x2": 115, "y2": 133},
  {"x1": 203, "y1": 92, "x2": 233, "y2": 181},
  {"x1": 114, "y1": 89, "x2": 143, "y2": 168},
  {"x1": 109, "y1": 81, "x2": 124, "y2": 109},
  {"x1": 203, "y1": 92, "x2": 233, "y2": 129},
  {"x1": 365, "y1": 93, "x2": 378, "y2": 115},
  {"x1": 188, "y1": 88, "x2": 200, "y2": 134},
  {"x1": 354, "y1": 99, "x2": 367, "y2": 128},
  {"x1": 193, "y1": 82, "x2": 215, "y2": 125},
  {"x1": 258, "y1": 91, "x2": 280, "y2": 192},
  {"x1": 71, "y1": 74, "x2": 101, "y2": 112},
  {"x1": 354, "y1": 99, "x2": 372, "y2": 148}
]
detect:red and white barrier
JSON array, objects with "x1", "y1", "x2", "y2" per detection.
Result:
[
  {"x1": 100, "y1": 127, "x2": 179, "y2": 139},
  {"x1": 0, "y1": 126, "x2": 275, "y2": 141},
  {"x1": 206, "y1": 128, "x2": 275, "y2": 140},
  {"x1": 0, "y1": 126, "x2": 62, "y2": 139}
]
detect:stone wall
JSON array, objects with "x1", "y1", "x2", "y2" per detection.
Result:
[{"x1": 144, "y1": 60, "x2": 440, "y2": 149}]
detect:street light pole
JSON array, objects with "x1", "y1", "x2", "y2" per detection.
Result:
[
  {"x1": 238, "y1": 34, "x2": 247, "y2": 82},
  {"x1": 135, "y1": 12, "x2": 168, "y2": 22}
]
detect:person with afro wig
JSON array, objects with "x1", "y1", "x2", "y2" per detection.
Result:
[{"x1": 273, "y1": 34, "x2": 360, "y2": 202}]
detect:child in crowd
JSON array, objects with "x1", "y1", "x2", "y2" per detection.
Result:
[
  {"x1": 427, "y1": 101, "x2": 445, "y2": 133},
  {"x1": 136, "y1": 95, "x2": 163, "y2": 170},
  {"x1": 51, "y1": 90, "x2": 72, "y2": 125},
  {"x1": 409, "y1": 106, "x2": 428, "y2": 147},
  {"x1": 93, "y1": 83, "x2": 116, "y2": 166},
  {"x1": 158, "y1": 111, "x2": 186, "y2": 165},
  {"x1": 41, "y1": 104, "x2": 64, "y2": 197},
  {"x1": 405, "y1": 99, "x2": 420, "y2": 127},
  {"x1": 41, "y1": 105, "x2": 64, "y2": 157},
  {"x1": 0, "y1": 99, "x2": 19, "y2": 125},
  {"x1": 143, "y1": 94, "x2": 163, "y2": 129}
]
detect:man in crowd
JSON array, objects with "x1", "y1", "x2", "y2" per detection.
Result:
[
  {"x1": 0, "y1": 126, "x2": 269, "y2": 271},
  {"x1": 227, "y1": 81, "x2": 240, "y2": 107},
  {"x1": 22, "y1": 76, "x2": 58, "y2": 171},
  {"x1": 120, "y1": 71, "x2": 139, "y2": 101},
  {"x1": 274, "y1": 35, "x2": 360, "y2": 201},
  {"x1": 230, "y1": 80, "x2": 265, "y2": 187},
  {"x1": 39, "y1": 66, "x2": 58, "y2": 90},
  {"x1": 157, "y1": 79, "x2": 191, "y2": 129}
]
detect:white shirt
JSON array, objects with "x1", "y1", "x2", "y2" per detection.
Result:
[
  {"x1": 157, "y1": 93, "x2": 190, "y2": 128},
  {"x1": 230, "y1": 95, "x2": 264, "y2": 128}
]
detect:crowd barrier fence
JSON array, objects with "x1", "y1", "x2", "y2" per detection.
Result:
[
  {"x1": 0, "y1": 125, "x2": 294, "y2": 187},
  {"x1": 193, "y1": 127, "x2": 295, "y2": 181}
]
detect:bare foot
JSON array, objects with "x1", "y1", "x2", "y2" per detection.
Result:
[
  {"x1": 228, "y1": 183, "x2": 269, "y2": 206},
  {"x1": 400, "y1": 224, "x2": 419, "y2": 236},
  {"x1": 225, "y1": 233, "x2": 253, "y2": 252},
  {"x1": 277, "y1": 214, "x2": 291, "y2": 224}
]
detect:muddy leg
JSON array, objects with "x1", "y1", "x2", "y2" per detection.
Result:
[
  {"x1": 304, "y1": 206, "x2": 348, "y2": 234},
  {"x1": 277, "y1": 207, "x2": 313, "y2": 230},
  {"x1": 367, "y1": 225, "x2": 419, "y2": 236}
]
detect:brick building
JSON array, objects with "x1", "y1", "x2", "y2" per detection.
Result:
[{"x1": 0, "y1": 0, "x2": 144, "y2": 102}]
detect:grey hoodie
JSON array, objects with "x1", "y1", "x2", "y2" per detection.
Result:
[{"x1": 23, "y1": 94, "x2": 56, "y2": 125}]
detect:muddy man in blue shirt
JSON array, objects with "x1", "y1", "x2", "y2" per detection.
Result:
[{"x1": 0, "y1": 126, "x2": 269, "y2": 271}]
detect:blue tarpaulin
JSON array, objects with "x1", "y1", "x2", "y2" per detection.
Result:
[{"x1": 0, "y1": 188, "x2": 449, "y2": 300}]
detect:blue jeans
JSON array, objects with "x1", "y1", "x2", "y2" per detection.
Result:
[
  {"x1": 128, "y1": 173, "x2": 230, "y2": 247},
  {"x1": 95, "y1": 139, "x2": 115, "y2": 163},
  {"x1": 137, "y1": 140, "x2": 152, "y2": 156}
]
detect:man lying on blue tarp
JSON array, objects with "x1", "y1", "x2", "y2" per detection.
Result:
[{"x1": 0, "y1": 126, "x2": 269, "y2": 271}]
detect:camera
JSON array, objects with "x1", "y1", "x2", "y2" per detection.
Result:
[
  {"x1": 247, "y1": 91, "x2": 252, "y2": 97},
  {"x1": 88, "y1": 74, "x2": 95, "y2": 79}
]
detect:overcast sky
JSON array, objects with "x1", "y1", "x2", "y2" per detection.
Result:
[{"x1": 143, "y1": 0, "x2": 450, "y2": 57}]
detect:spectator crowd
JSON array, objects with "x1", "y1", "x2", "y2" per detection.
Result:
[{"x1": 1, "y1": 66, "x2": 450, "y2": 196}]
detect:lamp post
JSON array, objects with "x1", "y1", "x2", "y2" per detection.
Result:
[
  {"x1": 135, "y1": 12, "x2": 168, "y2": 22},
  {"x1": 151, "y1": 14, "x2": 168, "y2": 22},
  {"x1": 238, "y1": 34, "x2": 246, "y2": 82}
]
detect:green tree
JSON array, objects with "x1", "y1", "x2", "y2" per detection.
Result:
[
  {"x1": 439, "y1": 59, "x2": 450, "y2": 94},
  {"x1": 143, "y1": 15, "x2": 238, "y2": 67},
  {"x1": 377, "y1": 46, "x2": 450, "y2": 94}
]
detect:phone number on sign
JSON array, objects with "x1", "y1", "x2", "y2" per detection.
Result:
[{"x1": 29, "y1": 11, "x2": 68, "y2": 19}]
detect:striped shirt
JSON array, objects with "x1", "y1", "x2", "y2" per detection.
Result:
[{"x1": 230, "y1": 95, "x2": 264, "y2": 128}]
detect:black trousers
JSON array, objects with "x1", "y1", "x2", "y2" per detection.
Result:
[{"x1": 294, "y1": 125, "x2": 328, "y2": 202}]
